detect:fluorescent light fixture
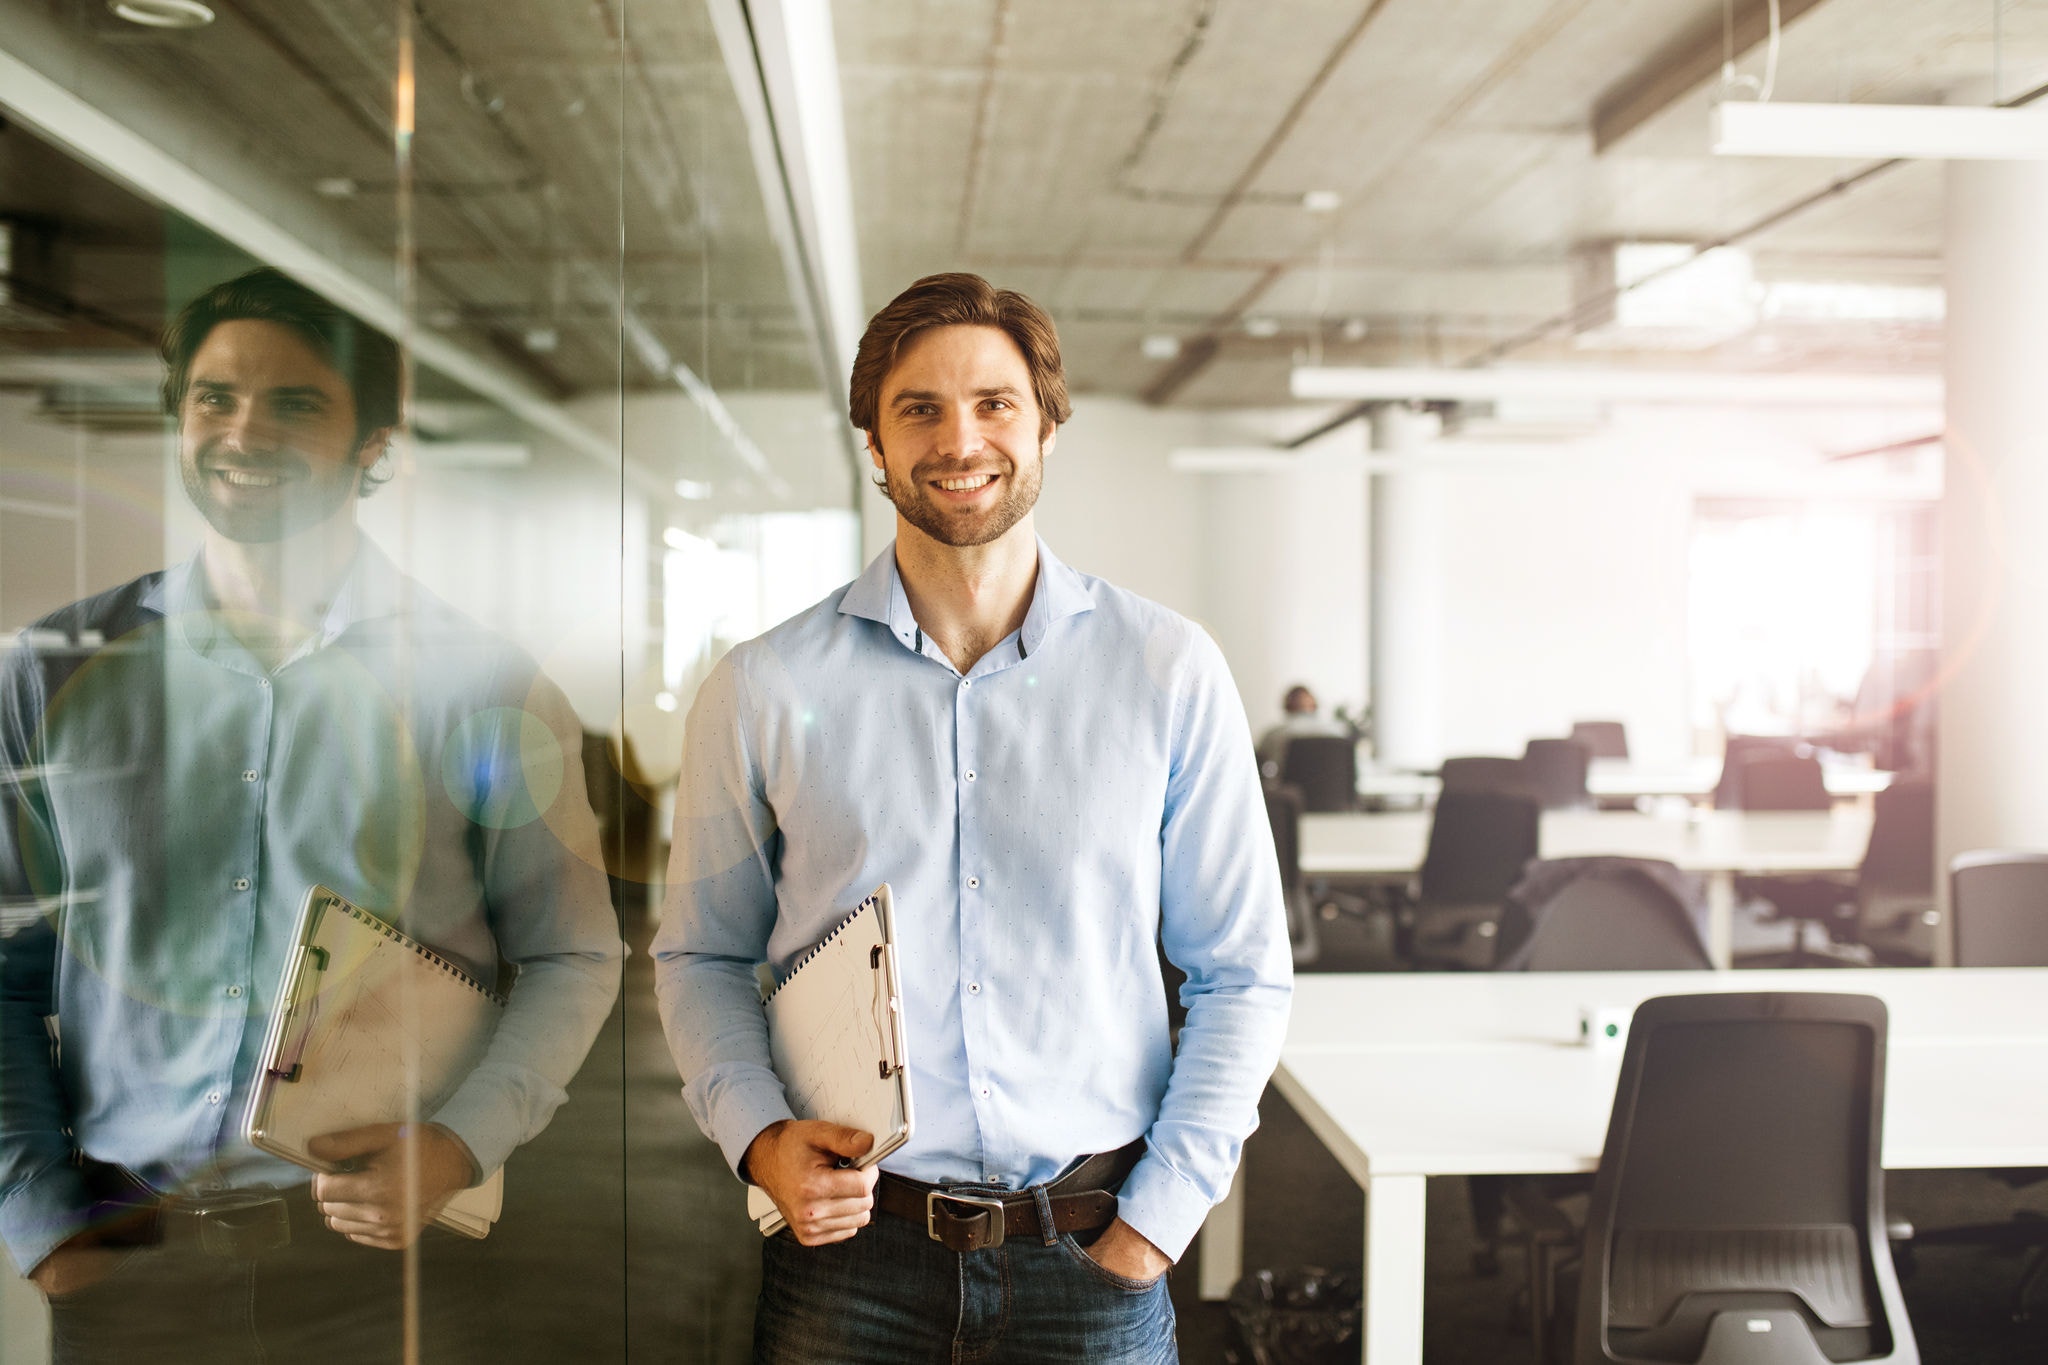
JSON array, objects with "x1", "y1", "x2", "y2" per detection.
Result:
[
  {"x1": 1140, "y1": 334, "x2": 1182, "y2": 361},
  {"x1": 1168, "y1": 445, "x2": 1605, "y2": 475},
  {"x1": 673, "y1": 478, "x2": 715, "y2": 500},
  {"x1": 109, "y1": 0, "x2": 214, "y2": 27},
  {"x1": 653, "y1": 691, "x2": 680, "y2": 713},
  {"x1": 1713, "y1": 101, "x2": 2048, "y2": 160},
  {"x1": 662, "y1": 526, "x2": 693, "y2": 550},
  {"x1": 1290, "y1": 365, "x2": 1941, "y2": 407}
]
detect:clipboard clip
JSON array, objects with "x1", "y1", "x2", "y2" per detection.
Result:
[
  {"x1": 878, "y1": 1060, "x2": 903, "y2": 1080},
  {"x1": 265, "y1": 943, "x2": 329, "y2": 1082}
]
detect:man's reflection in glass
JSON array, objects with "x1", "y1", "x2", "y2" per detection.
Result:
[{"x1": 0, "y1": 268, "x2": 622, "y2": 1361}]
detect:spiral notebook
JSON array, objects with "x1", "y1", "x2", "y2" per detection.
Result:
[
  {"x1": 244, "y1": 885, "x2": 507, "y2": 1239},
  {"x1": 745, "y1": 884, "x2": 914, "y2": 1236}
]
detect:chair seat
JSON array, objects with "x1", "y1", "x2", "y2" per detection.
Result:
[{"x1": 1610, "y1": 1225, "x2": 1872, "y2": 1330}]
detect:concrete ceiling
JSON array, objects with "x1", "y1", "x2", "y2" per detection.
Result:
[{"x1": 2, "y1": 0, "x2": 2041, "y2": 412}]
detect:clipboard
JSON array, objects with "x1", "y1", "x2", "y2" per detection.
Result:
[
  {"x1": 243, "y1": 885, "x2": 507, "y2": 1239},
  {"x1": 745, "y1": 884, "x2": 914, "y2": 1236}
]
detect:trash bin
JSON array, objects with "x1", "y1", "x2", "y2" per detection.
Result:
[{"x1": 1224, "y1": 1266, "x2": 1362, "y2": 1365}]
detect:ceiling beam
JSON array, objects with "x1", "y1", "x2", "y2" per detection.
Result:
[
  {"x1": 706, "y1": 0, "x2": 865, "y2": 478},
  {"x1": 1593, "y1": 0, "x2": 1832, "y2": 154},
  {"x1": 0, "y1": 13, "x2": 662, "y2": 494}
]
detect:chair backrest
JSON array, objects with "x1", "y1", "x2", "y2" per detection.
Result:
[
  {"x1": 1261, "y1": 781, "x2": 1304, "y2": 896},
  {"x1": 1522, "y1": 738, "x2": 1594, "y2": 810},
  {"x1": 1439, "y1": 755, "x2": 1533, "y2": 799},
  {"x1": 1494, "y1": 858, "x2": 1712, "y2": 972},
  {"x1": 1713, "y1": 735, "x2": 1802, "y2": 808},
  {"x1": 1278, "y1": 734, "x2": 1355, "y2": 813},
  {"x1": 1570, "y1": 720, "x2": 1630, "y2": 760},
  {"x1": 1950, "y1": 850, "x2": 2048, "y2": 966},
  {"x1": 1419, "y1": 789, "x2": 1539, "y2": 907},
  {"x1": 1729, "y1": 751, "x2": 1831, "y2": 812},
  {"x1": 1575, "y1": 992, "x2": 1915, "y2": 1365},
  {"x1": 1858, "y1": 779, "x2": 1933, "y2": 901}
]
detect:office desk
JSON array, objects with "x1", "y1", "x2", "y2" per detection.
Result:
[
  {"x1": 1199, "y1": 970, "x2": 2048, "y2": 1364},
  {"x1": 1298, "y1": 808, "x2": 1873, "y2": 968},
  {"x1": 1354, "y1": 761, "x2": 1892, "y2": 805}
]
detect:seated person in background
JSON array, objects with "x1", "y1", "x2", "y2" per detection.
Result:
[
  {"x1": 0, "y1": 268, "x2": 622, "y2": 1363},
  {"x1": 1256, "y1": 683, "x2": 1351, "y2": 780}
]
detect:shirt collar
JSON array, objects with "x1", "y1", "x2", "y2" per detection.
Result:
[
  {"x1": 839, "y1": 535, "x2": 1094, "y2": 659},
  {"x1": 143, "y1": 537, "x2": 411, "y2": 656}
]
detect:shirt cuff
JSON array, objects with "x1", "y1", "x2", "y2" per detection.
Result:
[
  {"x1": 429, "y1": 1086, "x2": 523, "y2": 1183},
  {"x1": 684, "y1": 1063, "x2": 796, "y2": 1180},
  {"x1": 0, "y1": 1160, "x2": 95, "y2": 1276},
  {"x1": 1113, "y1": 1152, "x2": 1215, "y2": 1264}
]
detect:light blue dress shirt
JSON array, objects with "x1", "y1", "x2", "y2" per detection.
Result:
[
  {"x1": 0, "y1": 544, "x2": 622, "y2": 1273},
  {"x1": 653, "y1": 538, "x2": 1292, "y2": 1260}
]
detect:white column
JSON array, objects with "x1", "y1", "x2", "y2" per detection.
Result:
[
  {"x1": 1369, "y1": 405, "x2": 1444, "y2": 770},
  {"x1": 1937, "y1": 160, "x2": 2048, "y2": 966}
]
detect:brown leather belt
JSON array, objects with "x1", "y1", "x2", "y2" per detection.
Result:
[{"x1": 874, "y1": 1140, "x2": 1144, "y2": 1253}]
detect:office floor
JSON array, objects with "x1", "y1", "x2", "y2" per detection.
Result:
[{"x1": 471, "y1": 900, "x2": 2047, "y2": 1365}]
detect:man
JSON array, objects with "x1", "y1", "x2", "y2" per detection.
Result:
[
  {"x1": 0, "y1": 268, "x2": 621, "y2": 1360},
  {"x1": 655, "y1": 273, "x2": 1291, "y2": 1362},
  {"x1": 1255, "y1": 683, "x2": 1352, "y2": 780}
]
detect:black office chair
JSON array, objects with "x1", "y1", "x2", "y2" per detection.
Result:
[
  {"x1": 1523, "y1": 739, "x2": 1594, "y2": 811},
  {"x1": 1950, "y1": 849, "x2": 2048, "y2": 966},
  {"x1": 1569, "y1": 721, "x2": 1630, "y2": 761},
  {"x1": 1738, "y1": 779, "x2": 1935, "y2": 970},
  {"x1": 1262, "y1": 781, "x2": 1320, "y2": 968},
  {"x1": 1441, "y1": 755, "x2": 1536, "y2": 799},
  {"x1": 1712, "y1": 736, "x2": 1805, "y2": 809},
  {"x1": 1406, "y1": 790, "x2": 1540, "y2": 970},
  {"x1": 1495, "y1": 858, "x2": 1713, "y2": 973},
  {"x1": 1898, "y1": 851, "x2": 2048, "y2": 1323},
  {"x1": 1278, "y1": 733, "x2": 1356, "y2": 813},
  {"x1": 1529, "y1": 992, "x2": 1917, "y2": 1365},
  {"x1": 1470, "y1": 860, "x2": 1712, "y2": 1283}
]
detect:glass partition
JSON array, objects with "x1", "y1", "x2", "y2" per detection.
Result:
[{"x1": 0, "y1": 3, "x2": 842, "y2": 1360}]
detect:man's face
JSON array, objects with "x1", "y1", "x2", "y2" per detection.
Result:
[
  {"x1": 868, "y1": 324, "x2": 1053, "y2": 549},
  {"x1": 177, "y1": 319, "x2": 383, "y2": 544}
]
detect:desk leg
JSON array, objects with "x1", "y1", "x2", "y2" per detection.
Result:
[
  {"x1": 1705, "y1": 870, "x2": 1734, "y2": 969},
  {"x1": 1361, "y1": 1173, "x2": 1427, "y2": 1365},
  {"x1": 1198, "y1": 1169, "x2": 1243, "y2": 1301}
]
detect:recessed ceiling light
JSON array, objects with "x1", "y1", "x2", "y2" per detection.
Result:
[
  {"x1": 314, "y1": 177, "x2": 358, "y2": 199},
  {"x1": 1140, "y1": 334, "x2": 1181, "y2": 360},
  {"x1": 109, "y1": 0, "x2": 216, "y2": 28},
  {"x1": 1243, "y1": 316, "x2": 1282, "y2": 339},
  {"x1": 673, "y1": 479, "x2": 715, "y2": 501},
  {"x1": 1340, "y1": 317, "x2": 1369, "y2": 342},
  {"x1": 1301, "y1": 189, "x2": 1342, "y2": 213}
]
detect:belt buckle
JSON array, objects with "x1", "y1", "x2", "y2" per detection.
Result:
[{"x1": 926, "y1": 1189, "x2": 1006, "y2": 1249}]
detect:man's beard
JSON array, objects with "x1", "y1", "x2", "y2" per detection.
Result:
[
  {"x1": 180, "y1": 442, "x2": 361, "y2": 544},
  {"x1": 880, "y1": 448, "x2": 1044, "y2": 548}
]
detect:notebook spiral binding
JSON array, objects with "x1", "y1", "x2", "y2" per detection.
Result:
[
  {"x1": 328, "y1": 896, "x2": 506, "y2": 1006},
  {"x1": 762, "y1": 893, "x2": 882, "y2": 1007}
]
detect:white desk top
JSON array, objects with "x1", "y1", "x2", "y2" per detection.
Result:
[
  {"x1": 1298, "y1": 807, "x2": 1872, "y2": 879},
  {"x1": 1353, "y1": 760, "x2": 1892, "y2": 804},
  {"x1": 1276, "y1": 970, "x2": 2048, "y2": 1180}
]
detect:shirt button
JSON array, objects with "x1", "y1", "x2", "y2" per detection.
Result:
[
  {"x1": 225, "y1": 985, "x2": 244, "y2": 998},
  {"x1": 979, "y1": 1087, "x2": 990, "y2": 1098},
  {"x1": 206, "y1": 1091, "x2": 223, "y2": 1105},
  {"x1": 232, "y1": 877, "x2": 251, "y2": 891},
  {"x1": 968, "y1": 982, "x2": 981, "y2": 994},
  {"x1": 241, "y1": 770, "x2": 259, "y2": 783},
  {"x1": 961, "y1": 679, "x2": 973, "y2": 689},
  {"x1": 966, "y1": 876, "x2": 979, "y2": 889},
  {"x1": 964, "y1": 770, "x2": 977, "y2": 782},
  {"x1": 257, "y1": 678, "x2": 270, "y2": 689}
]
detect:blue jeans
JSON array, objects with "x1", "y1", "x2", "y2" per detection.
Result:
[{"x1": 755, "y1": 1208, "x2": 1177, "y2": 1364}]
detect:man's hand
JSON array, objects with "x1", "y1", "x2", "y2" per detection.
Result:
[
  {"x1": 28, "y1": 1233, "x2": 123, "y2": 1299},
  {"x1": 744, "y1": 1119, "x2": 877, "y2": 1246},
  {"x1": 1081, "y1": 1217, "x2": 1171, "y2": 1284},
  {"x1": 308, "y1": 1122, "x2": 477, "y2": 1250}
]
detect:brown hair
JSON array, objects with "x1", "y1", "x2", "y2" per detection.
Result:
[
  {"x1": 161, "y1": 266, "x2": 402, "y2": 492},
  {"x1": 848, "y1": 273, "x2": 1072, "y2": 441}
]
